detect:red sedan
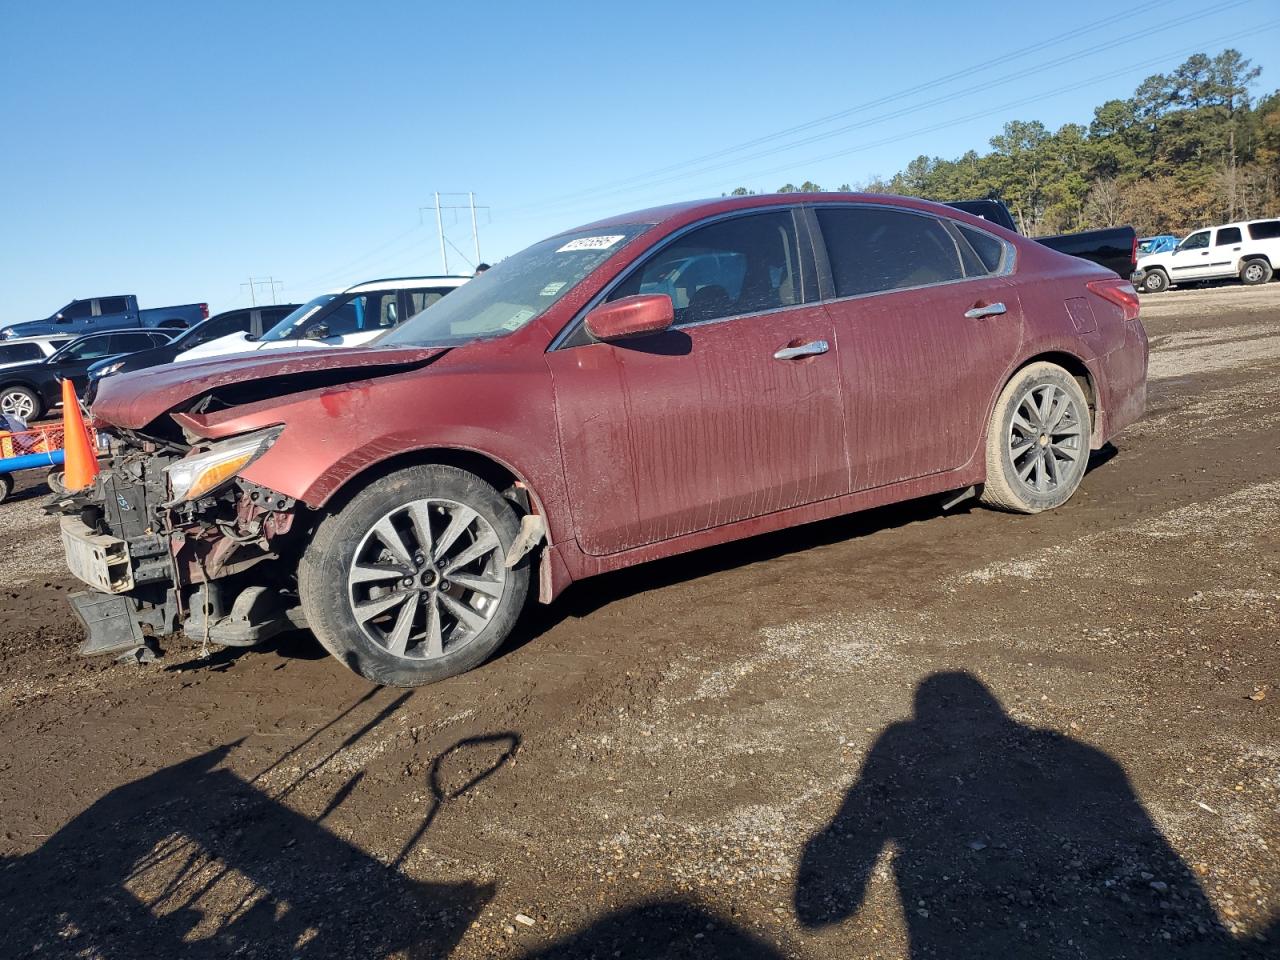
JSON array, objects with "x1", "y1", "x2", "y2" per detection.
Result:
[{"x1": 67, "y1": 194, "x2": 1147, "y2": 686}]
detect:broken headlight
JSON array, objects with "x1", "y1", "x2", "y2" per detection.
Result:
[{"x1": 165, "y1": 427, "x2": 282, "y2": 504}]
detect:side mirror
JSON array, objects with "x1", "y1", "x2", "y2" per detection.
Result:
[
  {"x1": 54, "y1": 313, "x2": 67, "y2": 323},
  {"x1": 584, "y1": 294, "x2": 674, "y2": 342}
]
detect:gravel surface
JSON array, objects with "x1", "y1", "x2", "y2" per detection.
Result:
[{"x1": 0, "y1": 283, "x2": 1275, "y2": 959}]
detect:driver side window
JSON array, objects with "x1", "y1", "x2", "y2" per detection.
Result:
[
  {"x1": 1181, "y1": 231, "x2": 1210, "y2": 251},
  {"x1": 608, "y1": 210, "x2": 807, "y2": 326}
]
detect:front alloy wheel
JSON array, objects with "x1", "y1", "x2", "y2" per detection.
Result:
[
  {"x1": 299, "y1": 464, "x2": 530, "y2": 687},
  {"x1": 347, "y1": 498, "x2": 508, "y2": 661}
]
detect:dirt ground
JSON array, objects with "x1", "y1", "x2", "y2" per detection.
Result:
[{"x1": 0, "y1": 284, "x2": 1276, "y2": 959}]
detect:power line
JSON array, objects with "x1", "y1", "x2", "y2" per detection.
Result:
[
  {"x1": 499, "y1": 0, "x2": 1208, "y2": 216},
  {"x1": 504, "y1": 17, "x2": 1277, "y2": 225}
]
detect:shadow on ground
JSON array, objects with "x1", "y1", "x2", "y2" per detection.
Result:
[{"x1": 3, "y1": 670, "x2": 1272, "y2": 958}]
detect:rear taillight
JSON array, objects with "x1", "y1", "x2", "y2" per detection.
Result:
[
  {"x1": 1086, "y1": 278, "x2": 1140, "y2": 321},
  {"x1": 200, "y1": 302, "x2": 209, "y2": 319},
  {"x1": 1130, "y1": 234, "x2": 1138, "y2": 268}
]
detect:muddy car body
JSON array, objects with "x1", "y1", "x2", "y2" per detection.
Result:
[{"x1": 55, "y1": 193, "x2": 1148, "y2": 686}]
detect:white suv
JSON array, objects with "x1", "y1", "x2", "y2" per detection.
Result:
[
  {"x1": 177, "y1": 276, "x2": 470, "y2": 362},
  {"x1": 1134, "y1": 219, "x2": 1280, "y2": 292}
]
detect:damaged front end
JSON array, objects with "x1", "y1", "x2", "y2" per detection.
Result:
[{"x1": 48, "y1": 425, "x2": 308, "y2": 660}]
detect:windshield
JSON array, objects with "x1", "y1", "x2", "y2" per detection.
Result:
[
  {"x1": 384, "y1": 224, "x2": 653, "y2": 347},
  {"x1": 259, "y1": 295, "x2": 340, "y2": 342}
]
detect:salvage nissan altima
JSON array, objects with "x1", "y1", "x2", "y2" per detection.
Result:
[{"x1": 51, "y1": 193, "x2": 1147, "y2": 686}]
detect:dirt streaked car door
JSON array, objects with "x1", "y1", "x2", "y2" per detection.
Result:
[
  {"x1": 811, "y1": 205, "x2": 1024, "y2": 490},
  {"x1": 548, "y1": 209, "x2": 849, "y2": 557}
]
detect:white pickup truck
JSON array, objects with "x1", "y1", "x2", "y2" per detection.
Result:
[{"x1": 1133, "y1": 218, "x2": 1280, "y2": 292}]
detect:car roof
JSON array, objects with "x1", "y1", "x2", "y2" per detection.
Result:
[
  {"x1": 562, "y1": 191, "x2": 998, "y2": 236},
  {"x1": 343, "y1": 276, "x2": 471, "y2": 294}
]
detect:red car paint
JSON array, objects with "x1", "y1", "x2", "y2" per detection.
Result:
[{"x1": 93, "y1": 193, "x2": 1147, "y2": 604}]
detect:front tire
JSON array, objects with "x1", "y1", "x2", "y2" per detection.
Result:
[
  {"x1": 299, "y1": 465, "x2": 530, "y2": 687},
  {"x1": 1142, "y1": 268, "x2": 1169, "y2": 293},
  {"x1": 1240, "y1": 259, "x2": 1272, "y2": 286},
  {"x1": 980, "y1": 362, "x2": 1091, "y2": 514}
]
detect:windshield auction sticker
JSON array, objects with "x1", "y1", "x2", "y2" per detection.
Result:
[{"x1": 557, "y1": 235, "x2": 625, "y2": 253}]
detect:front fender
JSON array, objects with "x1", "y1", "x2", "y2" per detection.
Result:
[{"x1": 191, "y1": 358, "x2": 573, "y2": 547}]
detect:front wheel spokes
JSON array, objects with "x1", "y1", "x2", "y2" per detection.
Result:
[{"x1": 349, "y1": 497, "x2": 507, "y2": 661}]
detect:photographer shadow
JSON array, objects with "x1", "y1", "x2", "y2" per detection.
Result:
[{"x1": 794, "y1": 671, "x2": 1262, "y2": 959}]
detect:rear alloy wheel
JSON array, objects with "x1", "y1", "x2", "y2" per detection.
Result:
[
  {"x1": 980, "y1": 362, "x2": 1091, "y2": 514},
  {"x1": 1142, "y1": 268, "x2": 1169, "y2": 293},
  {"x1": 299, "y1": 465, "x2": 530, "y2": 686},
  {"x1": 1240, "y1": 259, "x2": 1272, "y2": 286},
  {"x1": 0, "y1": 386, "x2": 40, "y2": 422}
]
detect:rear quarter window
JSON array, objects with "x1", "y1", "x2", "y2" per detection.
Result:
[
  {"x1": 0, "y1": 343, "x2": 42, "y2": 363},
  {"x1": 1247, "y1": 220, "x2": 1280, "y2": 240}
]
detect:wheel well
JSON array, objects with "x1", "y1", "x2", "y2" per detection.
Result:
[
  {"x1": 1242, "y1": 254, "x2": 1271, "y2": 266},
  {"x1": 321, "y1": 447, "x2": 534, "y2": 518},
  {"x1": 1016, "y1": 352, "x2": 1097, "y2": 422}
]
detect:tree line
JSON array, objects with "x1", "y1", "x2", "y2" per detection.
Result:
[{"x1": 728, "y1": 50, "x2": 1280, "y2": 237}]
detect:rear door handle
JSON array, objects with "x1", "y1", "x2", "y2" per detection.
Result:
[
  {"x1": 773, "y1": 339, "x2": 829, "y2": 360},
  {"x1": 964, "y1": 302, "x2": 1007, "y2": 320}
]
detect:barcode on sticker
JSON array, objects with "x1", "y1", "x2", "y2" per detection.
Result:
[{"x1": 557, "y1": 235, "x2": 625, "y2": 253}]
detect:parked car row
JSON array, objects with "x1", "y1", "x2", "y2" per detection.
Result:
[
  {"x1": 50, "y1": 192, "x2": 1149, "y2": 690},
  {"x1": 1133, "y1": 218, "x2": 1280, "y2": 292}
]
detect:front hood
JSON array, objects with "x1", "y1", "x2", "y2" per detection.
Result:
[{"x1": 92, "y1": 344, "x2": 446, "y2": 430}]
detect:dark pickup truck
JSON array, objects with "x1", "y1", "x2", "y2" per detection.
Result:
[
  {"x1": 946, "y1": 200, "x2": 1136, "y2": 278},
  {"x1": 0, "y1": 295, "x2": 208, "y2": 341}
]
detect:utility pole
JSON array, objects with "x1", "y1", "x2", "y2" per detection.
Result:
[
  {"x1": 241, "y1": 276, "x2": 284, "y2": 306},
  {"x1": 469, "y1": 191, "x2": 481, "y2": 265},
  {"x1": 420, "y1": 193, "x2": 490, "y2": 274}
]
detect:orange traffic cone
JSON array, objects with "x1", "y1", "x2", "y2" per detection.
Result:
[{"x1": 61, "y1": 379, "x2": 99, "y2": 491}]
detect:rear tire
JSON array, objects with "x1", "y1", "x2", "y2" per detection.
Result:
[
  {"x1": 1240, "y1": 259, "x2": 1272, "y2": 286},
  {"x1": 0, "y1": 385, "x2": 41, "y2": 422},
  {"x1": 299, "y1": 464, "x2": 530, "y2": 687},
  {"x1": 0, "y1": 473, "x2": 12, "y2": 504},
  {"x1": 980, "y1": 362, "x2": 1091, "y2": 514},
  {"x1": 1142, "y1": 268, "x2": 1169, "y2": 293}
]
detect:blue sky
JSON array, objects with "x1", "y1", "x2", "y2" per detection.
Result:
[{"x1": 2, "y1": 0, "x2": 1276, "y2": 319}]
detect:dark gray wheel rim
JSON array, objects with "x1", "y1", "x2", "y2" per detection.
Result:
[
  {"x1": 0, "y1": 390, "x2": 34, "y2": 420},
  {"x1": 1008, "y1": 383, "x2": 1086, "y2": 495},
  {"x1": 347, "y1": 497, "x2": 507, "y2": 661},
  {"x1": 1244, "y1": 263, "x2": 1265, "y2": 283}
]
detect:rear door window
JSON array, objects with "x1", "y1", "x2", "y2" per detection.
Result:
[
  {"x1": 1247, "y1": 220, "x2": 1280, "y2": 240},
  {"x1": 609, "y1": 210, "x2": 808, "y2": 325},
  {"x1": 110, "y1": 332, "x2": 161, "y2": 353},
  {"x1": 1216, "y1": 227, "x2": 1242, "y2": 245},
  {"x1": 817, "y1": 207, "x2": 966, "y2": 297},
  {"x1": 97, "y1": 297, "x2": 130, "y2": 315}
]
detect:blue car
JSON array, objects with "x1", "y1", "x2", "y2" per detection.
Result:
[{"x1": 1138, "y1": 235, "x2": 1178, "y2": 256}]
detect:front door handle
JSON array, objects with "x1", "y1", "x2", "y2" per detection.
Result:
[
  {"x1": 964, "y1": 302, "x2": 1007, "y2": 320},
  {"x1": 773, "y1": 339, "x2": 829, "y2": 360}
]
